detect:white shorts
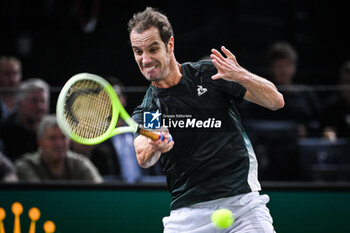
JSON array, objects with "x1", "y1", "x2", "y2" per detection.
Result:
[{"x1": 163, "y1": 192, "x2": 276, "y2": 233}]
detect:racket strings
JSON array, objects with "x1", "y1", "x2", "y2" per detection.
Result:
[{"x1": 65, "y1": 80, "x2": 113, "y2": 138}]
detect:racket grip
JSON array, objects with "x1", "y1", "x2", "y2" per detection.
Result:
[
  {"x1": 139, "y1": 128, "x2": 162, "y2": 141},
  {"x1": 139, "y1": 128, "x2": 173, "y2": 142}
]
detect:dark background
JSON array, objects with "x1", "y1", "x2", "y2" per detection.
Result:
[{"x1": 1, "y1": 0, "x2": 349, "y2": 93}]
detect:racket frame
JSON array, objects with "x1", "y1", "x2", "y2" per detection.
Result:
[{"x1": 57, "y1": 73, "x2": 139, "y2": 145}]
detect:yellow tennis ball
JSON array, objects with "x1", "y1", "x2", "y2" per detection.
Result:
[{"x1": 211, "y1": 208, "x2": 234, "y2": 229}]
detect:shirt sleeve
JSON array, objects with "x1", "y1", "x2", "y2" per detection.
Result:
[{"x1": 225, "y1": 81, "x2": 247, "y2": 103}]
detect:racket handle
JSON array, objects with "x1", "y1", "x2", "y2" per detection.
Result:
[
  {"x1": 139, "y1": 128, "x2": 173, "y2": 142},
  {"x1": 139, "y1": 128, "x2": 162, "y2": 141}
]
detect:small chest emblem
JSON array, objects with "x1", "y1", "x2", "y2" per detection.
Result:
[{"x1": 197, "y1": 85, "x2": 208, "y2": 96}]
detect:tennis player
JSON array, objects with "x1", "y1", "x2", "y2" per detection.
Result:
[{"x1": 129, "y1": 7, "x2": 284, "y2": 233}]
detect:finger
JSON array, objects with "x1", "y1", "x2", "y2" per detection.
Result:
[
  {"x1": 211, "y1": 53, "x2": 231, "y2": 71},
  {"x1": 151, "y1": 139, "x2": 174, "y2": 152},
  {"x1": 160, "y1": 130, "x2": 173, "y2": 142},
  {"x1": 167, "y1": 140, "x2": 174, "y2": 147},
  {"x1": 211, "y1": 56, "x2": 225, "y2": 72},
  {"x1": 160, "y1": 126, "x2": 169, "y2": 133},
  {"x1": 221, "y1": 46, "x2": 234, "y2": 58},
  {"x1": 221, "y1": 46, "x2": 240, "y2": 66},
  {"x1": 211, "y1": 48, "x2": 225, "y2": 61},
  {"x1": 160, "y1": 133, "x2": 173, "y2": 142},
  {"x1": 211, "y1": 73, "x2": 222, "y2": 80},
  {"x1": 167, "y1": 134, "x2": 173, "y2": 142}
]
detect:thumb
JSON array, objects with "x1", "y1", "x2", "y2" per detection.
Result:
[{"x1": 211, "y1": 74, "x2": 221, "y2": 80}]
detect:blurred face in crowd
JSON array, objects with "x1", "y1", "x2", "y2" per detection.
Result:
[
  {"x1": 18, "y1": 89, "x2": 49, "y2": 126},
  {"x1": 270, "y1": 58, "x2": 296, "y2": 86},
  {"x1": 39, "y1": 126, "x2": 70, "y2": 163},
  {"x1": 0, "y1": 61, "x2": 22, "y2": 87}
]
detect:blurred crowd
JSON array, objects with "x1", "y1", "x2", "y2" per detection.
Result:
[
  {"x1": 0, "y1": 59, "x2": 164, "y2": 184},
  {"x1": 0, "y1": 41, "x2": 349, "y2": 183}
]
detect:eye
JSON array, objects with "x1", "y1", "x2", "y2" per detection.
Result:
[
  {"x1": 133, "y1": 48, "x2": 142, "y2": 56},
  {"x1": 150, "y1": 47, "x2": 158, "y2": 53}
]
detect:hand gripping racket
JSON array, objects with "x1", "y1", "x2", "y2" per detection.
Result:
[{"x1": 56, "y1": 73, "x2": 170, "y2": 145}]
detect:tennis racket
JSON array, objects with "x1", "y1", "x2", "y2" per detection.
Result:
[{"x1": 56, "y1": 73, "x2": 170, "y2": 145}]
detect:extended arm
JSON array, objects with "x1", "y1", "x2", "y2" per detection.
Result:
[{"x1": 210, "y1": 46, "x2": 285, "y2": 111}]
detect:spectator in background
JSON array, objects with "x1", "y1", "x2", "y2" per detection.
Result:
[
  {"x1": 15, "y1": 115, "x2": 102, "y2": 182},
  {"x1": 0, "y1": 151, "x2": 18, "y2": 182},
  {"x1": 0, "y1": 56, "x2": 22, "y2": 119},
  {"x1": 240, "y1": 41, "x2": 322, "y2": 181},
  {"x1": 321, "y1": 61, "x2": 350, "y2": 141},
  {"x1": 88, "y1": 77, "x2": 164, "y2": 183},
  {"x1": 0, "y1": 78, "x2": 49, "y2": 161},
  {"x1": 71, "y1": 141, "x2": 96, "y2": 158},
  {"x1": 242, "y1": 41, "x2": 321, "y2": 137}
]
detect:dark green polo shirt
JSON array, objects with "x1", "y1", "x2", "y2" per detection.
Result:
[{"x1": 132, "y1": 60, "x2": 261, "y2": 210}]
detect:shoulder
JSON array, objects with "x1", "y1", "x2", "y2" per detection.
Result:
[
  {"x1": 15, "y1": 151, "x2": 40, "y2": 166},
  {"x1": 181, "y1": 60, "x2": 216, "y2": 79},
  {"x1": 66, "y1": 151, "x2": 92, "y2": 164},
  {"x1": 181, "y1": 60, "x2": 215, "y2": 71},
  {"x1": 132, "y1": 85, "x2": 159, "y2": 118},
  {"x1": 15, "y1": 151, "x2": 41, "y2": 174},
  {"x1": 141, "y1": 85, "x2": 156, "y2": 106}
]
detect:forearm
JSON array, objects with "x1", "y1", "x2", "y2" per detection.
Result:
[
  {"x1": 134, "y1": 135, "x2": 162, "y2": 168},
  {"x1": 240, "y1": 70, "x2": 284, "y2": 111}
]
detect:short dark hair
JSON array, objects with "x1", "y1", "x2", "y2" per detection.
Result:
[
  {"x1": 127, "y1": 7, "x2": 174, "y2": 46},
  {"x1": 266, "y1": 41, "x2": 298, "y2": 65}
]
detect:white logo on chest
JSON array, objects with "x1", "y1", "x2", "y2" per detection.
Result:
[{"x1": 197, "y1": 85, "x2": 208, "y2": 96}]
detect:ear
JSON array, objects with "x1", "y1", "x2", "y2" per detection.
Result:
[{"x1": 167, "y1": 36, "x2": 175, "y2": 53}]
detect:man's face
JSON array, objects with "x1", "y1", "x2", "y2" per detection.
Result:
[
  {"x1": 130, "y1": 27, "x2": 173, "y2": 82},
  {"x1": 39, "y1": 126, "x2": 70, "y2": 163},
  {"x1": 19, "y1": 90, "x2": 49, "y2": 124},
  {"x1": 270, "y1": 58, "x2": 296, "y2": 85},
  {"x1": 0, "y1": 61, "x2": 22, "y2": 87}
]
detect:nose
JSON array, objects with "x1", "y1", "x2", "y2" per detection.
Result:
[{"x1": 142, "y1": 52, "x2": 152, "y2": 66}]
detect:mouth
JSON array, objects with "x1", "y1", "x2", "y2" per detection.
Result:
[
  {"x1": 143, "y1": 65, "x2": 158, "y2": 72},
  {"x1": 143, "y1": 65, "x2": 157, "y2": 72},
  {"x1": 141, "y1": 62, "x2": 158, "y2": 72}
]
